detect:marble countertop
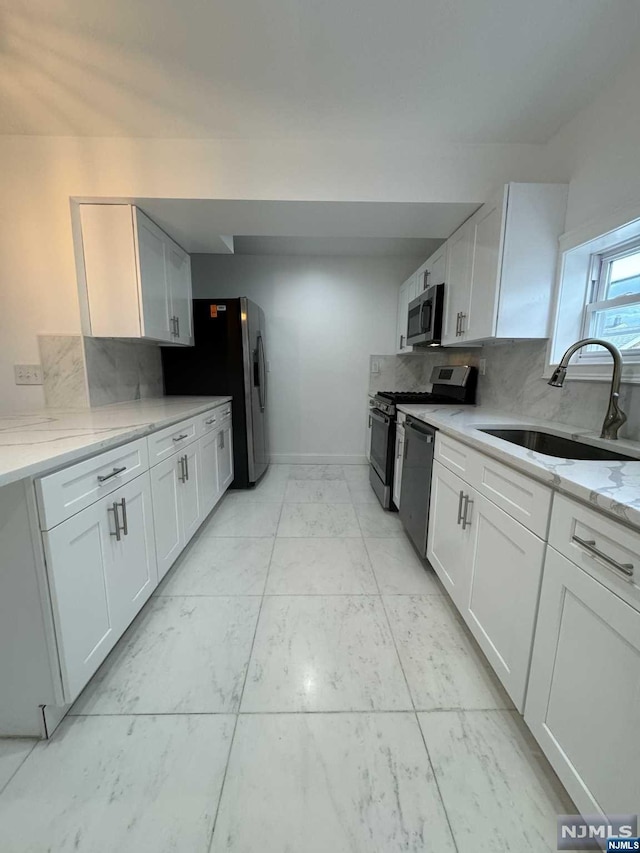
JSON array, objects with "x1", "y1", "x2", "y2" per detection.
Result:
[
  {"x1": 0, "y1": 397, "x2": 232, "y2": 488},
  {"x1": 397, "y1": 404, "x2": 640, "y2": 530}
]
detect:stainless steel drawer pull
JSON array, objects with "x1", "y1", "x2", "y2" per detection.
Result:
[
  {"x1": 572, "y1": 535, "x2": 634, "y2": 577},
  {"x1": 462, "y1": 496, "x2": 473, "y2": 530},
  {"x1": 457, "y1": 490, "x2": 465, "y2": 525},
  {"x1": 173, "y1": 433, "x2": 189, "y2": 442},
  {"x1": 205, "y1": 417, "x2": 217, "y2": 425},
  {"x1": 98, "y1": 466, "x2": 127, "y2": 483}
]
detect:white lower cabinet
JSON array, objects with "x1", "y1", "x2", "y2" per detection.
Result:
[
  {"x1": 43, "y1": 472, "x2": 157, "y2": 702},
  {"x1": 465, "y1": 492, "x2": 545, "y2": 710},
  {"x1": 428, "y1": 446, "x2": 546, "y2": 711},
  {"x1": 151, "y1": 443, "x2": 202, "y2": 582},
  {"x1": 427, "y1": 461, "x2": 472, "y2": 609},
  {"x1": 179, "y1": 441, "x2": 202, "y2": 542},
  {"x1": 150, "y1": 455, "x2": 183, "y2": 580},
  {"x1": 525, "y1": 545, "x2": 640, "y2": 816},
  {"x1": 216, "y1": 420, "x2": 234, "y2": 492},
  {"x1": 199, "y1": 427, "x2": 221, "y2": 518}
]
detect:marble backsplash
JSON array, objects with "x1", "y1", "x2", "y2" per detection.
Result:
[
  {"x1": 370, "y1": 340, "x2": 640, "y2": 441},
  {"x1": 38, "y1": 335, "x2": 163, "y2": 409}
]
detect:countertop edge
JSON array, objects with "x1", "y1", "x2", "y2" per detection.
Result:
[{"x1": 0, "y1": 397, "x2": 233, "y2": 489}]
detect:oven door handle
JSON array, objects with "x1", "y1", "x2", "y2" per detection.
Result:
[{"x1": 369, "y1": 408, "x2": 390, "y2": 426}]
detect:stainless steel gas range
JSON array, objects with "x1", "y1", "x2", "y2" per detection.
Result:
[{"x1": 368, "y1": 365, "x2": 477, "y2": 511}]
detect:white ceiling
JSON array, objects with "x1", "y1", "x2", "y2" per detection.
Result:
[
  {"x1": 130, "y1": 198, "x2": 477, "y2": 254},
  {"x1": 2, "y1": 0, "x2": 640, "y2": 142}
]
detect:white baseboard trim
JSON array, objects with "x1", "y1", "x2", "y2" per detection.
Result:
[{"x1": 270, "y1": 454, "x2": 368, "y2": 466}]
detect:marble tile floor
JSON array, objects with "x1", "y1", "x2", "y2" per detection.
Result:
[{"x1": 0, "y1": 464, "x2": 575, "y2": 852}]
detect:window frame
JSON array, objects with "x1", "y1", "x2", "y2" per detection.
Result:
[
  {"x1": 546, "y1": 204, "x2": 640, "y2": 385},
  {"x1": 576, "y1": 236, "x2": 640, "y2": 363}
]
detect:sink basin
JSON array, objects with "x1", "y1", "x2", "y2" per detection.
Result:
[{"x1": 479, "y1": 428, "x2": 638, "y2": 462}]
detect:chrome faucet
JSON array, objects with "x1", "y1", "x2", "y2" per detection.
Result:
[{"x1": 548, "y1": 338, "x2": 627, "y2": 440}]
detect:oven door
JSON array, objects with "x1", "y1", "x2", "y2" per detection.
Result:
[{"x1": 369, "y1": 407, "x2": 393, "y2": 483}]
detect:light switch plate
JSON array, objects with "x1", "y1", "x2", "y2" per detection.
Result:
[
  {"x1": 14, "y1": 364, "x2": 43, "y2": 385},
  {"x1": 479, "y1": 358, "x2": 487, "y2": 376}
]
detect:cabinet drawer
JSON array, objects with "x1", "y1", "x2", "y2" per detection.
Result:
[
  {"x1": 147, "y1": 416, "x2": 198, "y2": 464},
  {"x1": 549, "y1": 494, "x2": 640, "y2": 608},
  {"x1": 474, "y1": 453, "x2": 552, "y2": 539},
  {"x1": 36, "y1": 438, "x2": 148, "y2": 530},
  {"x1": 197, "y1": 403, "x2": 232, "y2": 437},
  {"x1": 434, "y1": 433, "x2": 479, "y2": 479}
]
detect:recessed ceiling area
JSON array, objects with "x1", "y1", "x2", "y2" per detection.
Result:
[
  {"x1": 2, "y1": 1, "x2": 640, "y2": 142},
  {"x1": 123, "y1": 198, "x2": 479, "y2": 255}
]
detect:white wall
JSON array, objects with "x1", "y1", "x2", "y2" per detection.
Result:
[
  {"x1": 546, "y1": 46, "x2": 640, "y2": 231},
  {"x1": 0, "y1": 136, "x2": 561, "y2": 412},
  {"x1": 192, "y1": 254, "x2": 418, "y2": 462}
]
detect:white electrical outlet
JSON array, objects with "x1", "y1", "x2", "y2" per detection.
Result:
[
  {"x1": 371, "y1": 359, "x2": 381, "y2": 374},
  {"x1": 14, "y1": 364, "x2": 43, "y2": 385},
  {"x1": 479, "y1": 358, "x2": 487, "y2": 376}
]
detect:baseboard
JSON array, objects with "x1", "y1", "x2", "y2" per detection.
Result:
[{"x1": 270, "y1": 454, "x2": 368, "y2": 465}]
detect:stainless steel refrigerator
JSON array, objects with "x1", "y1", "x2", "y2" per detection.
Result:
[{"x1": 161, "y1": 297, "x2": 269, "y2": 487}]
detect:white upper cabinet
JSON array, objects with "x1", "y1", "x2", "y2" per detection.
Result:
[
  {"x1": 395, "y1": 273, "x2": 417, "y2": 353},
  {"x1": 78, "y1": 204, "x2": 193, "y2": 345},
  {"x1": 442, "y1": 182, "x2": 568, "y2": 346}
]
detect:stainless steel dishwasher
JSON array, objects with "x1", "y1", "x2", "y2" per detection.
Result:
[{"x1": 399, "y1": 417, "x2": 437, "y2": 556}]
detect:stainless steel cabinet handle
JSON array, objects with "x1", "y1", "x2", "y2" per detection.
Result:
[
  {"x1": 184, "y1": 454, "x2": 189, "y2": 481},
  {"x1": 98, "y1": 466, "x2": 127, "y2": 483},
  {"x1": 457, "y1": 490, "x2": 465, "y2": 525},
  {"x1": 219, "y1": 431, "x2": 225, "y2": 450},
  {"x1": 178, "y1": 456, "x2": 186, "y2": 483},
  {"x1": 572, "y1": 535, "x2": 634, "y2": 577},
  {"x1": 108, "y1": 501, "x2": 122, "y2": 541},
  {"x1": 173, "y1": 433, "x2": 188, "y2": 442},
  {"x1": 461, "y1": 496, "x2": 473, "y2": 530},
  {"x1": 119, "y1": 498, "x2": 128, "y2": 536},
  {"x1": 205, "y1": 417, "x2": 216, "y2": 425},
  {"x1": 459, "y1": 313, "x2": 466, "y2": 335},
  {"x1": 400, "y1": 334, "x2": 404, "y2": 349},
  {"x1": 175, "y1": 316, "x2": 180, "y2": 338},
  {"x1": 454, "y1": 312, "x2": 460, "y2": 336}
]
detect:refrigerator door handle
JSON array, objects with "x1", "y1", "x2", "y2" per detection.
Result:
[{"x1": 257, "y1": 334, "x2": 267, "y2": 412}]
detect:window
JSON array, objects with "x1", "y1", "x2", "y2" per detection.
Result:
[
  {"x1": 548, "y1": 207, "x2": 640, "y2": 384},
  {"x1": 581, "y1": 238, "x2": 640, "y2": 355}
]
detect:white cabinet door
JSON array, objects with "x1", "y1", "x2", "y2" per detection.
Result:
[
  {"x1": 43, "y1": 499, "x2": 118, "y2": 702},
  {"x1": 167, "y1": 241, "x2": 193, "y2": 345},
  {"x1": 392, "y1": 425, "x2": 404, "y2": 509},
  {"x1": 135, "y1": 209, "x2": 172, "y2": 343},
  {"x1": 150, "y1": 455, "x2": 184, "y2": 581},
  {"x1": 525, "y1": 546, "x2": 640, "y2": 816},
  {"x1": 199, "y1": 429, "x2": 220, "y2": 518},
  {"x1": 429, "y1": 243, "x2": 447, "y2": 287},
  {"x1": 442, "y1": 219, "x2": 473, "y2": 345},
  {"x1": 108, "y1": 473, "x2": 157, "y2": 630},
  {"x1": 216, "y1": 422, "x2": 234, "y2": 493},
  {"x1": 426, "y1": 461, "x2": 472, "y2": 608},
  {"x1": 396, "y1": 280, "x2": 410, "y2": 353},
  {"x1": 464, "y1": 492, "x2": 545, "y2": 711},
  {"x1": 179, "y1": 442, "x2": 202, "y2": 542},
  {"x1": 465, "y1": 190, "x2": 505, "y2": 342}
]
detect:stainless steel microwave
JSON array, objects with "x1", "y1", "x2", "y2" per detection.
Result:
[{"x1": 406, "y1": 283, "x2": 444, "y2": 346}]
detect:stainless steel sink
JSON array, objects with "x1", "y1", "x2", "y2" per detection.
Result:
[{"x1": 478, "y1": 428, "x2": 638, "y2": 462}]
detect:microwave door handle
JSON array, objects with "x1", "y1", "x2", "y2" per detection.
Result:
[{"x1": 420, "y1": 301, "x2": 433, "y2": 334}]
